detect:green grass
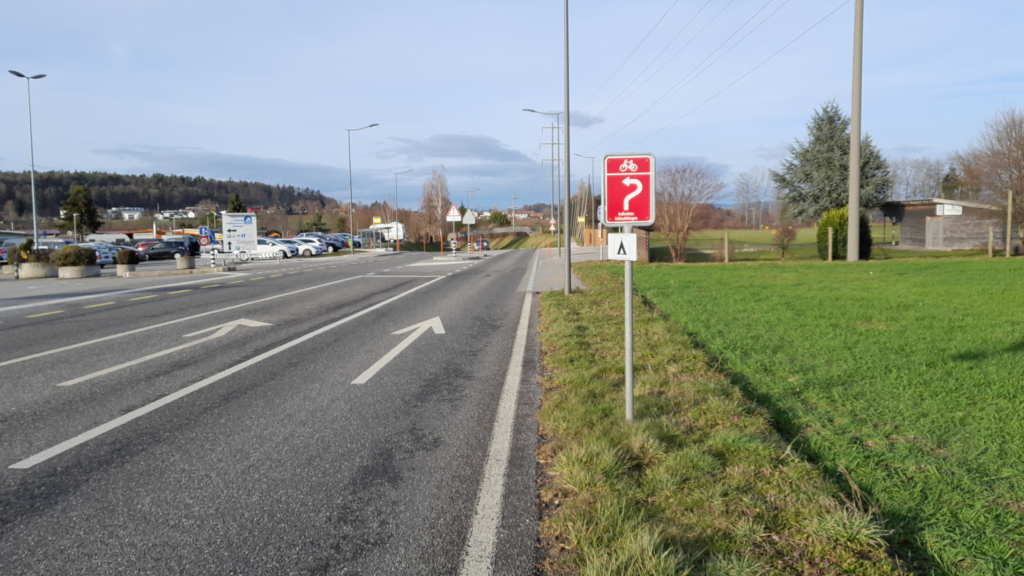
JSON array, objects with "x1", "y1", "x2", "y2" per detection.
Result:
[
  {"x1": 536, "y1": 265, "x2": 902, "y2": 575},
  {"x1": 627, "y1": 258, "x2": 1024, "y2": 575}
]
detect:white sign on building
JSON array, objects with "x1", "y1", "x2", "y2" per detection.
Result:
[
  {"x1": 936, "y1": 204, "x2": 963, "y2": 216},
  {"x1": 222, "y1": 212, "x2": 257, "y2": 252}
]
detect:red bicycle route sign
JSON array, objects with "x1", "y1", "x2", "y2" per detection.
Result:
[{"x1": 602, "y1": 153, "x2": 655, "y2": 227}]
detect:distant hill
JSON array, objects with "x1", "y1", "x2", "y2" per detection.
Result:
[{"x1": 0, "y1": 171, "x2": 338, "y2": 218}]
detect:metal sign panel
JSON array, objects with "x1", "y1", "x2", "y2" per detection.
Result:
[
  {"x1": 446, "y1": 204, "x2": 462, "y2": 222},
  {"x1": 373, "y1": 216, "x2": 382, "y2": 224},
  {"x1": 603, "y1": 153, "x2": 655, "y2": 227},
  {"x1": 937, "y1": 204, "x2": 963, "y2": 216},
  {"x1": 462, "y1": 211, "x2": 476, "y2": 225},
  {"x1": 222, "y1": 212, "x2": 257, "y2": 252},
  {"x1": 608, "y1": 233, "x2": 637, "y2": 261}
]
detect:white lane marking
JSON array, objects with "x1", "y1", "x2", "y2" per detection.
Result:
[
  {"x1": 526, "y1": 251, "x2": 540, "y2": 292},
  {"x1": 10, "y1": 276, "x2": 446, "y2": 470},
  {"x1": 0, "y1": 273, "x2": 249, "y2": 313},
  {"x1": 408, "y1": 261, "x2": 477, "y2": 267},
  {"x1": 0, "y1": 276, "x2": 363, "y2": 368},
  {"x1": 351, "y1": 317, "x2": 444, "y2": 384},
  {"x1": 363, "y1": 275, "x2": 443, "y2": 279},
  {"x1": 56, "y1": 320, "x2": 271, "y2": 387},
  {"x1": 459, "y1": 289, "x2": 533, "y2": 575}
]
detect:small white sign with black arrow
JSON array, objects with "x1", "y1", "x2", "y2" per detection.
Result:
[
  {"x1": 351, "y1": 317, "x2": 445, "y2": 384},
  {"x1": 608, "y1": 233, "x2": 637, "y2": 262}
]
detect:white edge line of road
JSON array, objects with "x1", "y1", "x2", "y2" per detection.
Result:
[
  {"x1": 458, "y1": 250, "x2": 538, "y2": 575},
  {"x1": 0, "y1": 275, "x2": 365, "y2": 368},
  {"x1": 9, "y1": 276, "x2": 446, "y2": 469}
]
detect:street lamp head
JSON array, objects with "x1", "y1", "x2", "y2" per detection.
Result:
[
  {"x1": 395, "y1": 169, "x2": 413, "y2": 175},
  {"x1": 347, "y1": 123, "x2": 379, "y2": 132},
  {"x1": 522, "y1": 108, "x2": 537, "y2": 113},
  {"x1": 30, "y1": 74, "x2": 46, "y2": 79},
  {"x1": 9, "y1": 70, "x2": 26, "y2": 78}
]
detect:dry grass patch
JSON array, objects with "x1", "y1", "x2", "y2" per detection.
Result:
[{"x1": 536, "y1": 262, "x2": 903, "y2": 575}]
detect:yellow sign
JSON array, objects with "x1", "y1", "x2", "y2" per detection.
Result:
[
  {"x1": 373, "y1": 217, "x2": 382, "y2": 224},
  {"x1": 577, "y1": 216, "x2": 585, "y2": 223}
]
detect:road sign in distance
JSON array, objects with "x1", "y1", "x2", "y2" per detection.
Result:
[
  {"x1": 608, "y1": 233, "x2": 637, "y2": 261},
  {"x1": 373, "y1": 216, "x2": 382, "y2": 224},
  {"x1": 446, "y1": 204, "x2": 462, "y2": 222},
  {"x1": 199, "y1": 236, "x2": 210, "y2": 246},
  {"x1": 577, "y1": 216, "x2": 585, "y2": 223},
  {"x1": 462, "y1": 211, "x2": 476, "y2": 225},
  {"x1": 603, "y1": 154, "x2": 655, "y2": 227}
]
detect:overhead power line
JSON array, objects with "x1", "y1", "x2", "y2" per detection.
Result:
[
  {"x1": 581, "y1": 0, "x2": 785, "y2": 152},
  {"x1": 577, "y1": 0, "x2": 720, "y2": 134},
  {"x1": 627, "y1": 1, "x2": 853, "y2": 150},
  {"x1": 583, "y1": 0, "x2": 850, "y2": 155},
  {"x1": 574, "y1": 0, "x2": 682, "y2": 113}
]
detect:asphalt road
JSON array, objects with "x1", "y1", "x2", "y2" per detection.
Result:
[{"x1": 0, "y1": 250, "x2": 542, "y2": 575}]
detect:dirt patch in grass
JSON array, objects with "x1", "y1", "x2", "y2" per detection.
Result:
[{"x1": 535, "y1": 263, "x2": 903, "y2": 575}]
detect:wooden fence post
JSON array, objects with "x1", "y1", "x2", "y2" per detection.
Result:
[
  {"x1": 1007, "y1": 190, "x2": 1013, "y2": 258},
  {"x1": 724, "y1": 230, "x2": 729, "y2": 263},
  {"x1": 989, "y1": 226, "x2": 994, "y2": 258},
  {"x1": 828, "y1": 227, "x2": 834, "y2": 262}
]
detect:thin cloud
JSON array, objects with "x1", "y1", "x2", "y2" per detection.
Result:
[
  {"x1": 377, "y1": 135, "x2": 532, "y2": 164},
  {"x1": 754, "y1": 143, "x2": 790, "y2": 162}
]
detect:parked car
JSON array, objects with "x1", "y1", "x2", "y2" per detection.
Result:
[
  {"x1": 472, "y1": 238, "x2": 491, "y2": 251},
  {"x1": 134, "y1": 240, "x2": 162, "y2": 252},
  {"x1": 335, "y1": 233, "x2": 361, "y2": 248},
  {"x1": 326, "y1": 234, "x2": 351, "y2": 248},
  {"x1": 76, "y1": 242, "x2": 117, "y2": 268},
  {"x1": 0, "y1": 246, "x2": 7, "y2": 263},
  {"x1": 162, "y1": 235, "x2": 201, "y2": 256},
  {"x1": 139, "y1": 240, "x2": 190, "y2": 260},
  {"x1": 279, "y1": 238, "x2": 321, "y2": 257},
  {"x1": 292, "y1": 237, "x2": 330, "y2": 254},
  {"x1": 255, "y1": 237, "x2": 297, "y2": 259},
  {"x1": 115, "y1": 245, "x2": 149, "y2": 261}
]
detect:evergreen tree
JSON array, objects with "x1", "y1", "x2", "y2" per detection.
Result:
[
  {"x1": 771, "y1": 101, "x2": 891, "y2": 220},
  {"x1": 228, "y1": 192, "x2": 245, "y2": 213},
  {"x1": 335, "y1": 215, "x2": 347, "y2": 233},
  {"x1": 301, "y1": 212, "x2": 330, "y2": 233},
  {"x1": 941, "y1": 165, "x2": 961, "y2": 199},
  {"x1": 488, "y1": 211, "x2": 511, "y2": 227},
  {"x1": 56, "y1": 184, "x2": 104, "y2": 236}
]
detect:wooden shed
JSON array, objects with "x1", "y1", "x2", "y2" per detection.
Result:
[{"x1": 880, "y1": 199, "x2": 1016, "y2": 251}]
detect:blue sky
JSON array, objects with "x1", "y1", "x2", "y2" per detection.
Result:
[{"x1": 2, "y1": 0, "x2": 1022, "y2": 210}]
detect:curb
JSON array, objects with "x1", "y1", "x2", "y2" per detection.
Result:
[{"x1": 124, "y1": 266, "x2": 237, "y2": 278}]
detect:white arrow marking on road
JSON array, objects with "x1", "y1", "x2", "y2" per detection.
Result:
[
  {"x1": 56, "y1": 319, "x2": 272, "y2": 387},
  {"x1": 351, "y1": 317, "x2": 445, "y2": 384},
  {"x1": 622, "y1": 177, "x2": 643, "y2": 210}
]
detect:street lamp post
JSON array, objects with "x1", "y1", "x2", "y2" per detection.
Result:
[
  {"x1": 523, "y1": 108, "x2": 563, "y2": 256},
  {"x1": 562, "y1": 0, "x2": 572, "y2": 296},
  {"x1": 9, "y1": 70, "x2": 46, "y2": 248},
  {"x1": 347, "y1": 123, "x2": 379, "y2": 254},
  {"x1": 393, "y1": 169, "x2": 412, "y2": 225},
  {"x1": 847, "y1": 0, "x2": 864, "y2": 262}
]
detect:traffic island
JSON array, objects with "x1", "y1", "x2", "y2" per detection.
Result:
[{"x1": 124, "y1": 266, "x2": 236, "y2": 278}]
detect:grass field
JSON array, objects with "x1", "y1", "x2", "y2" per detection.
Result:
[
  {"x1": 627, "y1": 258, "x2": 1024, "y2": 574},
  {"x1": 536, "y1": 265, "x2": 901, "y2": 575}
]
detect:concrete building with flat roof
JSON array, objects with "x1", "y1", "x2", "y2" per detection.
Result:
[{"x1": 881, "y1": 198, "x2": 1017, "y2": 251}]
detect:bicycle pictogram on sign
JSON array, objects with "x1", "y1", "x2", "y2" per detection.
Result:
[{"x1": 619, "y1": 159, "x2": 638, "y2": 173}]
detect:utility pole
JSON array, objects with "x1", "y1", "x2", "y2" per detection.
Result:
[
  {"x1": 508, "y1": 191, "x2": 518, "y2": 227},
  {"x1": 542, "y1": 126, "x2": 562, "y2": 257},
  {"x1": 563, "y1": 0, "x2": 572, "y2": 295},
  {"x1": 846, "y1": 0, "x2": 865, "y2": 262}
]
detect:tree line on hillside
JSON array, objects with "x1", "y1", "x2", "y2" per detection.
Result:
[{"x1": 0, "y1": 171, "x2": 338, "y2": 220}]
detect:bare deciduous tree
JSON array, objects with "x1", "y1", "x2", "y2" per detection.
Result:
[
  {"x1": 889, "y1": 157, "x2": 946, "y2": 200},
  {"x1": 419, "y1": 168, "x2": 451, "y2": 242},
  {"x1": 954, "y1": 107, "x2": 1024, "y2": 221},
  {"x1": 733, "y1": 167, "x2": 768, "y2": 228},
  {"x1": 655, "y1": 164, "x2": 726, "y2": 263}
]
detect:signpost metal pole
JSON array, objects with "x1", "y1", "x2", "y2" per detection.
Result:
[
  {"x1": 624, "y1": 223, "x2": 634, "y2": 422},
  {"x1": 563, "y1": 0, "x2": 572, "y2": 295},
  {"x1": 846, "y1": 0, "x2": 864, "y2": 262}
]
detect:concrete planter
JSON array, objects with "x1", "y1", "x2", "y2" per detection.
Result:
[
  {"x1": 58, "y1": 265, "x2": 102, "y2": 279},
  {"x1": 1, "y1": 264, "x2": 14, "y2": 276},
  {"x1": 18, "y1": 263, "x2": 58, "y2": 279},
  {"x1": 176, "y1": 256, "x2": 195, "y2": 270},
  {"x1": 116, "y1": 263, "x2": 136, "y2": 276}
]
